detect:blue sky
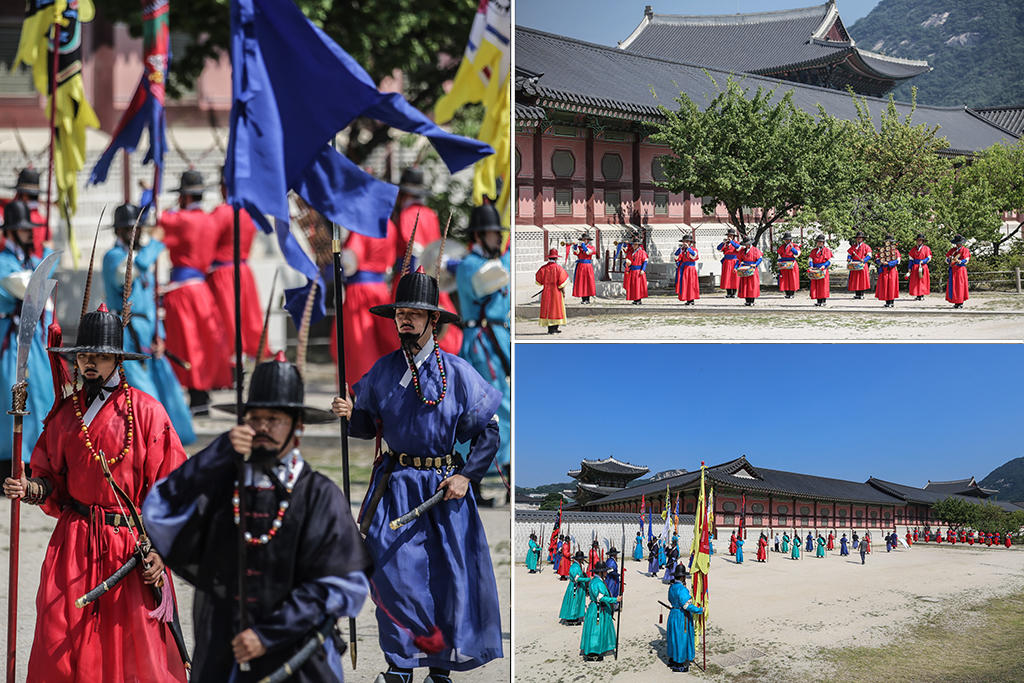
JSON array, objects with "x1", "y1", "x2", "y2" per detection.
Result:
[
  {"x1": 516, "y1": 0, "x2": 882, "y2": 48},
  {"x1": 514, "y1": 343, "x2": 1024, "y2": 489}
]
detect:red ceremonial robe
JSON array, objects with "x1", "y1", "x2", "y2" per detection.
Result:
[
  {"x1": 728, "y1": 534, "x2": 737, "y2": 555},
  {"x1": 717, "y1": 239, "x2": 741, "y2": 289},
  {"x1": 572, "y1": 244, "x2": 597, "y2": 298},
  {"x1": 675, "y1": 246, "x2": 700, "y2": 301},
  {"x1": 737, "y1": 246, "x2": 763, "y2": 299},
  {"x1": 160, "y1": 207, "x2": 232, "y2": 390},
  {"x1": 332, "y1": 225, "x2": 399, "y2": 386},
  {"x1": 906, "y1": 532, "x2": 912, "y2": 547},
  {"x1": 809, "y1": 246, "x2": 833, "y2": 299},
  {"x1": 1006, "y1": 535, "x2": 1012, "y2": 548},
  {"x1": 935, "y1": 532, "x2": 942, "y2": 544},
  {"x1": 623, "y1": 245, "x2": 649, "y2": 300},
  {"x1": 207, "y1": 204, "x2": 266, "y2": 360},
  {"x1": 847, "y1": 242, "x2": 873, "y2": 291},
  {"x1": 588, "y1": 548, "x2": 601, "y2": 577},
  {"x1": 776, "y1": 243, "x2": 801, "y2": 291},
  {"x1": 827, "y1": 532, "x2": 835, "y2": 550},
  {"x1": 756, "y1": 536, "x2": 767, "y2": 561},
  {"x1": 27, "y1": 387, "x2": 188, "y2": 683},
  {"x1": 945, "y1": 246, "x2": 971, "y2": 304},
  {"x1": 908, "y1": 245, "x2": 932, "y2": 296},
  {"x1": 535, "y1": 261, "x2": 568, "y2": 326},
  {"x1": 391, "y1": 203, "x2": 462, "y2": 354},
  {"x1": 874, "y1": 249, "x2": 901, "y2": 301},
  {"x1": 947, "y1": 529, "x2": 955, "y2": 544},
  {"x1": 557, "y1": 544, "x2": 571, "y2": 577}
]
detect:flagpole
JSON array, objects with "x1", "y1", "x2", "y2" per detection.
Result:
[
  {"x1": 331, "y1": 222, "x2": 358, "y2": 668},
  {"x1": 233, "y1": 205, "x2": 250, "y2": 673},
  {"x1": 44, "y1": 21, "x2": 59, "y2": 242}
]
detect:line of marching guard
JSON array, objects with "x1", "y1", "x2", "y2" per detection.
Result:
[{"x1": 534, "y1": 229, "x2": 974, "y2": 331}]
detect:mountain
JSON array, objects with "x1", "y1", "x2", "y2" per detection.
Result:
[
  {"x1": 516, "y1": 482, "x2": 575, "y2": 496},
  {"x1": 979, "y1": 457, "x2": 1024, "y2": 502},
  {"x1": 849, "y1": 0, "x2": 1024, "y2": 107},
  {"x1": 626, "y1": 469, "x2": 689, "y2": 488}
]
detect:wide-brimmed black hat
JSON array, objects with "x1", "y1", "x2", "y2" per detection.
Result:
[
  {"x1": 780, "y1": 232, "x2": 793, "y2": 240},
  {"x1": 608, "y1": 548, "x2": 619, "y2": 557},
  {"x1": 529, "y1": 533, "x2": 537, "y2": 540},
  {"x1": 2, "y1": 201, "x2": 43, "y2": 231},
  {"x1": 370, "y1": 267, "x2": 460, "y2": 325},
  {"x1": 884, "y1": 234, "x2": 895, "y2": 243},
  {"x1": 214, "y1": 351, "x2": 336, "y2": 423},
  {"x1": 855, "y1": 230, "x2": 866, "y2": 239},
  {"x1": 49, "y1": 304, "x2": 150, "y2": 361},
  {"x1": 574, "y1": 550, "x2": 586, "y2": 561},
  {"x1": 725, "y1": 227, "x2": 737, "y2": 235},
  {"x1": 679, "y1": 234, "x2": 693, "y2": 242},
  {"x1": 113, "y1": 204, "x2": 142, "y2": 230},
  {"x1": 952, "y1": 234, "x2": 965, "y2": 245},
  {"x1": 592, "y1": 560, "x2": 608, "y2": 573},
  {"x1": 674, "y1": 564, "x2": 688, "y2": 580},
  {"x1": 172, "y1": 169, "x2": 207, "y2": 195},
  {"x1": 740, "y1": 235, "x2": 752, "y2": 245},
  {"x1": 591, "y1": 540, "x2": 599, "y2": 547},
  {"x1": 11, "y1": 168, "x2": 41, "y2": 197},
  {"x1": 397, "y1": 167, "x2": 430, "y2": 198},
  {"x1": 467, "y1": 204, "x2": 502, "y2": 233},
  {"x1": 814, "y1": 234, "x2": 826, "y2": 242},
  {"x1": 915, "y1": 232, "x2": 927, "y2": 240}
]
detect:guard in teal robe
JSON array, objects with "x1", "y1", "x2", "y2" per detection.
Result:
[
  {"x1": 580, "y1": 561, "x2": 618, "y2": 660},
  {"x1": 559, "y1": 552, "x2": 589, "y2": 624},
  {"x1": 526, "y1": 533, "x2": 541, "y2": 572},
  {"x1": 791, "y1": 534, "x2": 801, "y2": 559},
  {"x1": 781, "y1": 533, "x2": 789, "y2": 553},
  {"x1": 666, "y1": 565, "x2": 703, "y2": 672},
  {"x1": 102, "y1": 204, "x2": 195, "y2": 445},
  {"x1": 633, "y1": 532, "x2": 644, "y2": 561},
  {"x1": 0, "y1": 205, "x2": 54, "y2": 471},
  {"x1": 816, "y1": 536, "x2": 826, "y2": 557},
  {"x1": 735, "y1": 538, "x2": 744, "y2": 564}
]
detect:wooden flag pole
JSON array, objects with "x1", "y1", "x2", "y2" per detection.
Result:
[{"x1": 233, "y1": 205, "x2": 250, "y2": 673}]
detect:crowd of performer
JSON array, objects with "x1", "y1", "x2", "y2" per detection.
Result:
[
  {"x1": 537, "y1": 229, "x2": 974, "y2": 327},
  {"x1": 1, "y1": 163, "x2": 509, "y2": 683}
]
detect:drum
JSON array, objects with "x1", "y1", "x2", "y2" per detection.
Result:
[
  {"x1": 779, "y1": 260, "x2": 796, "y2": 270},
  {"x1": 736, "y1": 266, "x2": 756, "y2": 278},
  {"x1": 847, "y1": 261, "x2": 865, "y2": 271},
  {"x1": 808, "y1": 269, "x2": 826, "y2": 280}
]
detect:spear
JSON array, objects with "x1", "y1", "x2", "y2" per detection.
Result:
[
  {"x1": 614, "y1": 563, "x2": 625, "y2": 660},
  {"x1": 232, "y1": 204, "x2": 250, "y2": 673}
]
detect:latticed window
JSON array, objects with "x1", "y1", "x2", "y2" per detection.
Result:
[
  {"x1": 652, "y1": 155, "x2": 668, "y2": 183},
  {"x1": 555, "y1": 190, "x2": 572, "y2": 215},
  {"x1": 515, "y1": 146, "x2": 522, "y2": 178},
  {"x1": 601, "y1": 153, "x2": 623, "y2": 180},
  {"x1": 604, "y1": 191, "x2": 620, "y2": 215},
  {"x1": 855, "y1": 510, "x2": 863, "y2": 519},
  {"x1": 839, "y1": 509, "x2": 848, "y2": 519},
  {"x1": 722, "y1": 501, "x2": 737, "y2": 512},
  {"x1": 751, "y1": 504, "x2": 764, "y2": 513},
  {"x1": 551, "y1": 150, "x2": 575, "y2": 178},
  {"x1": 654, "y1": 193, "x2": 668, "y2": 215},
  {"x1": 0, "y1": 24, "x2": 35, "y2": 95},
  {"x1": 723, "y1": 515, "x2": 735, "y2": 525},
  {"x1": 752, "y1": 516, "x2": 762, "y2": 526}
]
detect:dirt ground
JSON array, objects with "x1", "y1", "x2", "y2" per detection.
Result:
[
  {"x1": 512, "y1": 543, "x2": 1024, "y2": 682},
  {"x1": 514, "y1": 291, "x2": 1024, "y2": 340}
]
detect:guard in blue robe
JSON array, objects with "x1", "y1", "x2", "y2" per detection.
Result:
[
  {"x1": 526, "y1": 533, "x2": 541, "y2": 572},
  {"x1": 558, "y1": 551, "x2": 589, "y2": 624},
  {"x1": 840, "y1": 534, "x2": 849, "y2": 555},
  {"x1": 0, "y1": 201, "x2": 54, "y2": 472},
  {"x1": 666, "y1": 565, "x2": 703, "y2": 672},
  {"x1": 604, "y1": 548, "x2": 620, "y2": 598},
  {"x1": 658, "y1": 539, "x2": 667, "y2": 567},
  {"x1": 806, "y1": 532, "x2": 814, "y2": 553},
  {"x1": 647, "y1": 538, "x2": 659, "y2": 575},
  {"x1": 456, "y1": 205, "x2": 510, "y2": 476},
  {"x1": 335, "y1": 267, "x2": 503, "y2": 681},
  {"x1": 661, "y1": 541, "x2": 679, "y2": 582},
  {"x1": 102, "y1": 204, "x2": 195, "y2": 445},
  {"x1": 633, "y1": 532, "x2": 644, "y2": 561}
]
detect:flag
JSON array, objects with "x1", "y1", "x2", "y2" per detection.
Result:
[
  {"x1": 647, "y1": 504, "x2": 653, "y2": 541},
  {"x1": 226, "y1": 0, "x2": 495, "y2": 323},
  {"x1": 661, "y1": 483, "x2": 670, "y2": 520},
  {"x1": 660, "y1": 494, "x2": 671, "y2": 546},
  {"x1": 434, "y1": 0, "x2": 511, "y2": 226},
  {"x1": 689, "y1": 464, "x2": 711, "y2": 652},
  {"x1": 673, "y1": 493, "x2": 680, "y2": 533},
  {"x1": 547, "y1": 498, "x2": 562, "y2": 559},
  {"x1": 90, "y1": 0, "x2": 170, "y2": 195},
  {"x1": 640, "y1": 493, "x2": 645, "y2": 529},
  {"x1": 15, "y1": 0, "x2": 100, "y2": 266}
]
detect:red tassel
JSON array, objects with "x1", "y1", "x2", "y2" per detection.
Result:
[
  {"x1": 148, "y1": 570, "x2": 174, "y2": 623},
  {"x1": 413, "y1": 625, "x2": 446, "y2": 655}
]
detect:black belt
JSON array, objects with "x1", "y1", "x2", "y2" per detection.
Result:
[
  {"x1": 391, "y1": 452, "x2": 462, "y2": 470},
  {"x1": 67, "y1": 500, "x2": 137, "y2": 529}
]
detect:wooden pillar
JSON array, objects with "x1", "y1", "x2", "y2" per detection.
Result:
[
  {"x1": 632, "y1": 133, "x2": 641, "y2": 219},
  {"x1": 533, "y1": 126, "x2": 544, "y2": 227},
  {"x1": 585, "y1": 128, "x2": 595, "y2": 225}
]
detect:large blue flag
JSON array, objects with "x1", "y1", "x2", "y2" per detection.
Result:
[{"x1": 226, "y1": 0, "x2": 494, "y2": 317}]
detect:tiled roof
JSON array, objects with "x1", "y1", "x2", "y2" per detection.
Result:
[
  {"x1": 515, "y1": 26, "x2": 1018, "y2": 154},
  {"x1": 515, "y1": 101, "x2": 546, "y2": 121},
  {"x1": 617, "y1": 5, "x2": 927, "y2": 84},
  {"x1": 973, "y1": 106, "x2": 1024, "y2": 137},
  {"x1": 514, "y1": 509, "x2": 654, "y2": 524},
  {"x1": 578, "y1": 456, "x2": 650, "y2": 475},
  {"x1": 868, "y1": 478, "x2": 1021, "y2": 512}
]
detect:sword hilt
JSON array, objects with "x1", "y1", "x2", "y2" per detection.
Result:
[{"x1": 8, "y1": 381, "x2": 28, "y2": 416}]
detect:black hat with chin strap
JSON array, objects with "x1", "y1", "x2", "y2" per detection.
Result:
[
  {"x1": 49, "y1": 304, "x2": 150, "y2": 361},
  {"x1": 369, "y1": 266, "x2": 460, "y2": 325},
  {"x1": 214, "y1": 351, "x2": 337, "y2": 423}
]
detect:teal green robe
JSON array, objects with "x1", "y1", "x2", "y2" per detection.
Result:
[
  {"x1": 580, "y1": 575, "x2": 617, "y2": 657},
  {"x1": 526, "y1": 539, "x2": 540, "y2": 571},
  {"x1": 816, "y1": 538, "x2": 826, "y2": 557},
  {"x1": 791, "y1": 538, "x2": 801, "y2": 559},
  {"x1": 781, "y1": 534, "x2": 789, "y2": 552},
  {"x1": 559, "y1": 562, "x2": 589, "y2": 621}
]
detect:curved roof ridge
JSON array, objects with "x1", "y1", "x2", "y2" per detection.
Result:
[
  {"x1": 854, "y1": 47, "x2": 930, "y2": 68},
  {"x1": 580, "y1": 455, "x2": 649, "y2": 470},
  {"x1": 925, "y1": 477, "x2": 975, "y2": 486},
  {"x1": 647, "y1": 5, "x2": 827, "y2": 27}
]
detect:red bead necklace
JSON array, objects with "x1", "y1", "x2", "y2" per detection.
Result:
[
  {"x1": 233, "y1": 451, "x2": 299, "y2": 546},
  {"x1": 74, "y1": 364, "x2": 134, "y2": 467},
  {"x1": 403, "y1": 331, "x2": 447, "y2": 407}
]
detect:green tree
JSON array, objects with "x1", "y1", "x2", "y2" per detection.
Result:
[
  {"x1": 652, "y1": 74, "x2": 858, "y2": 246},
  {"x1": 539, "y1": 492, "x2": 565, "y2": 511},
  {"x1": 931, "y1": 496, "x2": 980, "y2": 532},
  {"x1": 102, "y1": 0, "x2": 480, "y2": 164}
]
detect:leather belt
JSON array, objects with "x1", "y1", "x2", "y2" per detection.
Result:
[
  {"x1": 393, "y1": 453, "x2": 460, "y2": 470},
  {"x1": 67, "y1": 500, "x2": 136, "y2": 529}
]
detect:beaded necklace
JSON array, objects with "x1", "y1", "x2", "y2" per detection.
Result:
[
  {"x1": 402, "y1": 328, "x2": 446, "y2": 406},
  {"x1": 233, "y1": 451, "x2": 299, "y2": 546},
  {"x1": 74, "y1": 363, "x2": 134, "y2": 467}
]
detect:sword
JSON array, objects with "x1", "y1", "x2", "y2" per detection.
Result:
[
  {"x1": 6, "y1": 251, "x2": 60, "y2": 683},
  {"x1": 389, "y1": 490, "x2": 445, "y2": 530},
  {"x1": 256, "y1": 616, "x2": 343, "y2": 683}
]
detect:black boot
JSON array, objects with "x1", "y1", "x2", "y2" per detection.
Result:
[
  {"x1": 727, "y1": 289, "x2": 736, "y2": 298},
  {"x1": 854, "y1": 292, "x2": 863, "y2": 299},
  {"x1": 745, "y1": 298, "x2": 755, "y2": 306},
  {"x1": 425, "y1": 668, "x2": 453, "y2": 683},
  {"x1": 189, "y1": 389, "x2": 210, "y2": 416}
]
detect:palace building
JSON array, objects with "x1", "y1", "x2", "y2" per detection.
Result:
[{"x1": 568, "y1": 456, "x2": 650, "y2": 505}]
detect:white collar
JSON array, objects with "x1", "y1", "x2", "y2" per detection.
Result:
[
  {"x1": 400, "y1": 342, "x2": 435, "y2": 388},
  {"x1": 82, "y1": 372, "x2": 122, "y2": 426},
  {"x1": 245, "y1": 448, "x2": 305, "y2": 490}
]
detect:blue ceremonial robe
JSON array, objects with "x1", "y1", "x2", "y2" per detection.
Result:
[
  {"x1": 102, "y1": 238, "x2": 195, "y2": 444},
  {"x1": 605, "y1": 557, "x2": 620, "y2": 598},
  {"x1": 658, "y1": 541, "x2": 667, "y2": 567},
  {"x1": 351, "y1": 346, "x2": 503, "y2": 671},
  {"x1": 633, "y1": 535, "x2": 644, "y2": 561},
  {"x1": 648, "y1": 542, "x2": 659, "y2": 575},
  {"x1": 735, "y1": 539, "x2": 744, "y2": 564},
  {"x1": 840, "y1": 537, "x2": 849, "y2": 555},
  {"x1": 456, "y1": 248, "x2": 510, "y2": 469},
  {"x1": 0, "y1": 244, "x2": 54, "y2": 463},
  {"x1": 806, "y1": 534, "x2": 814, "y2": 552},
  {"x1": 666, "y1": 581, "x2": 703, "y2": 665}
]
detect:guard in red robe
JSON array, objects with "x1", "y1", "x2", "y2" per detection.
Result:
[
  {"x1": 846, "y1": 231, "x2": 872, "y2": 298},
  {"x1": 959, "y1": 530, "x2": 966, "y2": 543},
  {"x1": 728, "y1": 533, "x2": 737, "y2": 555},
  {"x1": 4, "y1": 305, "x2": 188, "y2": 683},
  {"x1": 0, "y1": 168, "x2": 52, "y2": 257},
  {"x1": 967, "y1": 530, "x2": 974, "y2": 545},
  {"x1": 389, "y1": 168, "x2": 462, "y2": 353},
  {"x1": 908, "y1": 232, "x2": 932, "y2": 300},
  {"x1": 207, "y1": 173, "x2": 266, "y2": 363},
  {"x1": 1006, "y1": 534, "x2": 1012, "y2": 548},
  {"x1": 808, "y1": 235, "x2": 832, "y2": 306},
  {"x1": 557, "y1": 540, "x2": 572, "y2": 579},
  {"x1": 776, "y1": 232, "x2": 801, "y2": 298},
  {"x1": 588, "y1": 540, "x2": 601, "y2": 578},
  {"x1": 935, "y1": 530, "x2": 942, "y2": 544},
  {"x1": 623, "y1": 236, "x2": 649, "y2": 304},
  {"x1": 827, "y1": 531, "x2": 835, "y2": 551},
  {"x1": 571, "y1": 232, "x2": 597, "y2": 303},
  {"x1": 986, "y1": 533, "x2": 993, "y2": 546},
  {"x1": 906, "y1": 531, "x2": 912, "y2": 547},
  {"x1": 874, "y1": 235, "x2": 901, "y2": 307},
  {"x1": 674, "y1": 234, "x2": 699, "y2": 304},
  {"x1": 716, "y1": 227, "x2": 741, "y2": 297},
  {"x1": 536, "y1": 248, "x2": 568, "y2": 334},
  {"x1": 737, "y1": 237, "x2": 763, "y2": 305},
  {"x1": 756, "y1": 534, "x2": 768, "y2": 562},
  {"x1": 158, "y1": 169, "x2": 232, "y2": 411},
  {"x1": 947, "y1": 529, "x2": 955, "y2": 544},
  {"x1": 332, "y1": 224, "x2": 398, "y2": 386},
  {"x1": 945, "y1": 235, "x2": 970, "y2": 308}
]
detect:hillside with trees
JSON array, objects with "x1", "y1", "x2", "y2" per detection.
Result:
[
  {"x1": 980, "y1": 457, "x2": 1024, "y2": 502},
  {"x1": 850, "y1": 0, "x2": 1024, "y2": 107}
]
